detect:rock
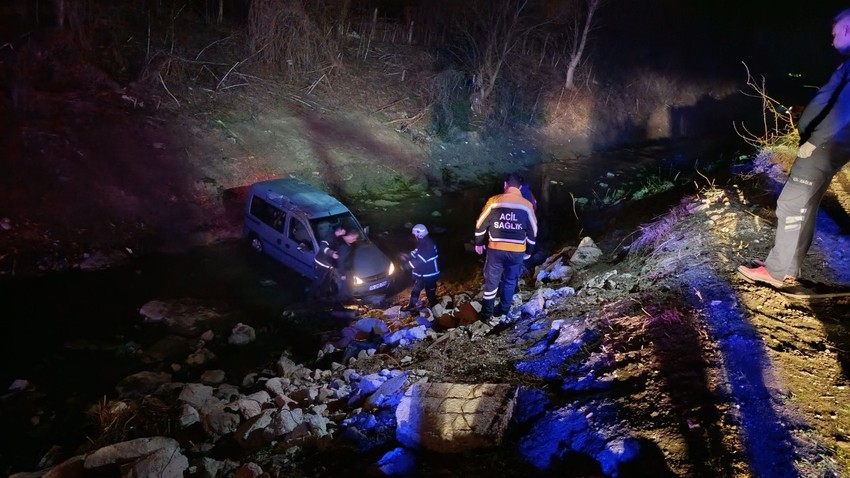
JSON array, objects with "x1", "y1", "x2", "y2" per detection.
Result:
[
  {"x1": 277, "y1": 355, "x2": 301, "y2": 378},
  {"x1": 115, "y1": 371, "x2": 172, "y2": 399},
  {"x1": 353, "y1": 317, "x2": 389, "y2": 336},
  {"x1": 535, "y1": 257, "x2": 574, "y2": 284},
  {"x1": 521, "y1": 293, "x2": 546, "y2": 317},
  {"x1": 142, "y1": 335, "x2": 193, "y2": 363},
  {"x1": 396, "y1": 383, "x2": 517, "y2": 453},
  {"x1": 196, "y1": 457, "x2": 229, "y2": 478},
  {"x1": 186, "y1": 347, "x2": 216, "y2": 366},
  {"x1": 363, "y1": 372, "x2": 408, "y2": 410},
  {"x1": 138, "y1": 299, "x2": 226, "y2": 337},
  {"x1": 271, "y1": 408, "x2": 305, "y2": 436},
  {"x1": 584, "y1": 270, "x2": 619, "y2": 289},
  {"x1": 234, "y1": 462, "x2": 264, "y2": 478},
  {"x1": 200, "y1": 369, "x2": 226, "y2": 385},
  {"x1": 228, "y1": 323, "x2": 256, "y2": 345},
  {"x1": 200, "y1": 399, "x2": 241, "y2": 436},
  {"x1": 78, "y1": 250, "x2": 129, "y2": 271},
  {"x1": 9, "y1": 455, "x2": 85, "y2": 478},
  {"x1": 9, "y1": 379, "x2": 32, "y2": 391},
  {"x1": 378, "y1": 447, "x2": 416, "y2": 476},
  {"x1": 83, "y1": 436, "x2": 183, "y2": 470},
  {"x1": 230, "y1": 391, "x2": 272, "y2": 420},
  {"x1": 569, "y1": 237, "x2": 603, "y2": 269},
  {"x1": 123, "y1": 445, "x2": 189, "y2": 478},
  {"x1": 178, "y1": 403, "x2": 200, "y2": 428},
  {"x1": 178, "y1": 383, "x2": 215, "y2": 409}
]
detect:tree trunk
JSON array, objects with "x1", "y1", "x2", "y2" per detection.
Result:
[{"x1": 564, "y1": 0, "x2": 600, "y2": 90}]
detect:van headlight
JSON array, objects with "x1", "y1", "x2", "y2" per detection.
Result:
[
  {"x1": 388, "y1": 262, "x2": 395, "y2": 275},
  {"x1": 353, "y1": 276, "x2": 364, "y2": 285}
]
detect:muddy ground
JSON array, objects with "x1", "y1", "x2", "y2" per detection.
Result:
[{"x1": 3, "y1": 32, "x2": 850, "y2": 478}]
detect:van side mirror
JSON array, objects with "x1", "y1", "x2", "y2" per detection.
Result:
[{"x1": 363, "y1": 225, "x2": 370, "y2": 236}]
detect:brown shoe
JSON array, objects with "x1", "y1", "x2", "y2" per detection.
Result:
[{"x1": 737, "y1": 264, "x2": 786, "y2": 288}]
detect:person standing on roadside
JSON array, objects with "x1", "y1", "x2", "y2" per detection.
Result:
[
  {"x1": 738, "y1": 8, "x2": 850, "y2": 287},
  {"x1": 474, "y1": 173, "x2": 538, "y2": 321},
  {"x1": 401, "y1": 224, "x2": 440, "y2": 312}
]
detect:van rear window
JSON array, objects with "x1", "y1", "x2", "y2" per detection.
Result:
[{"x1": 250, "y1": 196, "x2": 285, "y2": 232}]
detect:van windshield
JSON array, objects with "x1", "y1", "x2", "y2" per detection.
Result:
[{"x1": 310, "y1": 213, "x2": 365, "y2": 242}]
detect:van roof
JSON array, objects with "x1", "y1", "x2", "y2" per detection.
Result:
[{"x1": 249, "y1": 178, "x2": 350, "y2": 219}]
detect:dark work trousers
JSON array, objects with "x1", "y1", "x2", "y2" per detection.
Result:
[
  {"x1": 310, "y1": 264, "x2": 336, "y2": 301},
  {"x1": 409, "y1": 276, "x2": 438, "y2": 307},
  {"x1": 765, "y1": 144, "x2": 850, "y2": 280},
  {"x1": 481, "y1": 248, "x2": 525, "y2": 318}
]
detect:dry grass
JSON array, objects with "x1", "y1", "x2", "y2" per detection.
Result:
[
  {"x1": 83, "y1": 396, "x2": 173, "y2": 451},
  {"x1": 247, "y1": 0, "x2": 339, "y2": 79}
]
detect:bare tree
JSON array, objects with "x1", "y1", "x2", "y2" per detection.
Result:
[
  {"x1": 460, "y1": 0, "x2": 533, "y2": 116},
  {"x1": 563, "y1": 0, "x2": 602, "y2": 90}
]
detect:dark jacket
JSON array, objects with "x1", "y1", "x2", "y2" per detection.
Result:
[
  {"x1": 520, "y1": 182, "x2": 537, "y2": 210},
  {"x1": 408, "y1": 236, "x2": 440, "y2": 278},
  {"x1": 474, "y1": 186, "x2": 537, "y2": 254},
  {"x1": 797, "y1": 58, "x2": 850, "y2": 148},
  {"x1": 314, "y1": 234, "x2": 344, "y2": 269}
]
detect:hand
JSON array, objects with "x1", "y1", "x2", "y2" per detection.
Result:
[
  {"x1": 331, "y1": 252, "x2": 339, "y2": 259},
  {"x1": 474, "y1": 245, "x2": 486, "y2": 255},
  {"x1": 798, "y1": 141, "x2": 816, "y2": 158}
]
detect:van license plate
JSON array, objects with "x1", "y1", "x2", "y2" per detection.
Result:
[{"x1": 369, "y1": 280, "x2": 388, "y2": 291}]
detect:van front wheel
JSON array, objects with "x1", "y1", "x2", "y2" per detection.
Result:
[{"x1": 249, "y1": 235, "x2": 264, "y2": 254}]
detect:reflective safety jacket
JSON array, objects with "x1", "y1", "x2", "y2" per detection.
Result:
[
  {"x1": 408, "y1": 236, "x2": 440, "y2": 278},
  {"x1": 314, "y1": 234, "x2": 343, "y2": 269},
  {"x1": 474, "y1": 186, "x2": 537, "y2": 254}
]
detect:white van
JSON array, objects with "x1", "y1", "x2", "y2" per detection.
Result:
[{"x1": 243, "y1": 178, "x2": 395, "y2": 297}]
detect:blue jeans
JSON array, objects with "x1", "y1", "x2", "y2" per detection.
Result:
[{"x1": 481, "y1": 248, "x2": 525, "y2": 317}]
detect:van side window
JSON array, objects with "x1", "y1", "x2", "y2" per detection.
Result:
[
  {"x1": 250, "y1": 196, "x2": 285, "y2": 232},
  {"x1": 289, "y1": 218, "x2": 314, "y2": 251}
]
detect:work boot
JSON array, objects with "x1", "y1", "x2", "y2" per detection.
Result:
[{"x1": 400, "y1": 303, "x2": 417, "y2": 313}]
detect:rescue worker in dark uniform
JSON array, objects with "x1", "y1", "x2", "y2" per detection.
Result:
[
  {"x1": 738, "y1": 8, "x2": 850, "y2": 287},
  {"x1": 520, "y1": 178, "x2": 538, "y2": 211},
  {"x1": 335, "y1": 229, "x2": 361, "y2": 304},
  {"x1": 401, "y1": 224, "x2": 440, "y2": 312},
  {"x1": 310, "y1": 225, "x2": 346, "y2": 301},
  {"x1": 474, "y1": 173, "x2": 538, "y2": 321}
]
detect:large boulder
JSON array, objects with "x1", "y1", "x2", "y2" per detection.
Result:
[{"x1": 396, "y1": 383, "x2": 517, "y2": 453}]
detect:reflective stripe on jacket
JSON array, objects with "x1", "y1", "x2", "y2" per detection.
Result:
[
  {"x1": 474, "y1": 187, "x2": 537, "y2": 253},
  {"x1": 314, "y1": 236, "x2": 342, "y2": 269},
  {"x1": 408, "y1": 236, "x2": 440, "y2": 278}
]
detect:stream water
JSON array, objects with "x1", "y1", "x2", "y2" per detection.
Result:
[{"x1": 0, "y1": 139, "x2": 739, "y2": 474}]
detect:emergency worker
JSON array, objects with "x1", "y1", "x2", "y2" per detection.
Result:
[
  {"x1": 401, "y1": 224, "x2": 440, "y2": 312},
  {"x1": 335, "y1": 229, "x2": 361, "y2": 304},
  {"x1": 310, "y1": 225, "x2": 346, "y2": 301},
  {"x1": 474, "y1": 173, "x2": 538, "y2": 321}
]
